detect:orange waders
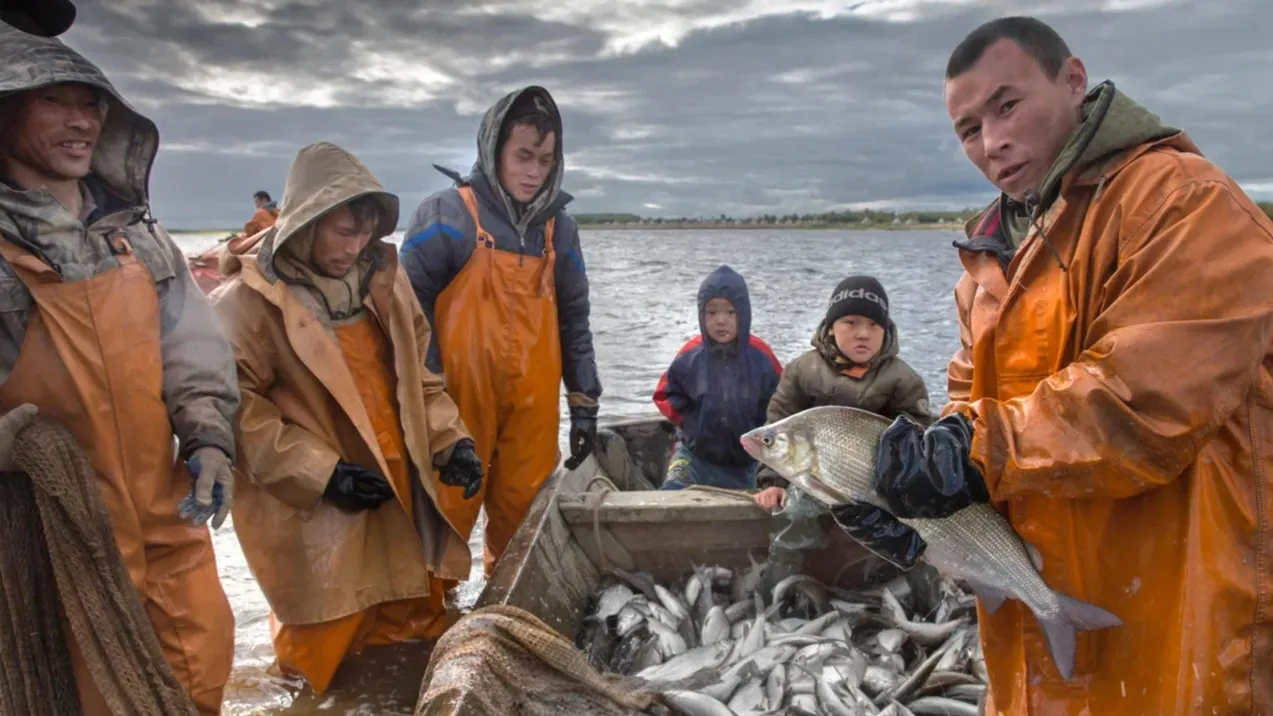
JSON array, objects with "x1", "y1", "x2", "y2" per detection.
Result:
[
  {"x1": 432, "y1": 186, "x2": 562, "y2": 575},
  {"x1": 269, "y1": 314, "x2": 453, "y2": 693},
  {"x1": 0, "y1": 238, "x2": 234, "y2": 715}
]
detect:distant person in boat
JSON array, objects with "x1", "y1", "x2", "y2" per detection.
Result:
[
  {"x1": 0, "y1": 25, "x2": 238, "y2": 715},
  {"x1": 653, "y1": 265, "x2": 783, "y2": 490},
  {"x1": 869, "y1": 15, "x2": 1273, "y2": 715},
  {"x1": 399, "y1": 85, "x2": 602, "y2": 575},
  {"x1": 242, "y1": 189, "x2": 279, "y2": 237},
  {"x1": 752, "y1": 276, "x2": 932, "y2": 584},
  {"x1": 211, "y1": 141, "x2": 483, "y2": 695}
]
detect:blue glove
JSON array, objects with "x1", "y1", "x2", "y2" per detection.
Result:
[{"x1": 873, "y1": 413, "x2": 990, "y2": 519}]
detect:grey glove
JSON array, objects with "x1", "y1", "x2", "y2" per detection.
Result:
[{"x1": 178, "y1": 446, "x2": 233, "y2": 529}]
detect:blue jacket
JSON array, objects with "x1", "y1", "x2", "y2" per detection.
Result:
[
  {"x1": 653, "y1": 266, "x2": 783, "y2": 467},
  {"x1": 397, "y1": 86, "x2": 601, "y2": 405}
]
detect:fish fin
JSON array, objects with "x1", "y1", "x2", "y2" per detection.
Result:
[
  {"x1": 1036, "y1": 592, "x2": 1122, "y2": 682},
  {"x1": 965, "y1": 581, "x2": 1008, "y2": 616},
  {"x1": 1025, "y1": 542, "x2": 1045, "y2": 571}
]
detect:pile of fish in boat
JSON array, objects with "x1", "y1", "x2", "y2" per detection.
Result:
[{"x1": 576, "y1": 561, "x2": 986, "y2": 716}]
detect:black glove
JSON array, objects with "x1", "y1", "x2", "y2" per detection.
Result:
[
  {"x1": 873, "y1": 413, "x2": 990, "y2": 520},
  {"x1": 563, "y1": 406, "x2": 598, "y2": 470},
  {"x1": 439, "y1": 438, "x2": 483, "y2": 499},
  {"x1": 322, "y1": 462, "x2": 395, "y2": 511},
  {"x1": 830, "y1": 501, "x2": 927, "y2": 570}
]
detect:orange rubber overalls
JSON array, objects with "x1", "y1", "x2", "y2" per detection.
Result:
[
  {"x1": 0, "y1": 237, "x2": 234, "y2": 715},
  {"x1": 269, "y1": 314, "x2": 454, "y2": 694},
  {"x1": 432, "y1": 185, "x2": 562, "y2": 575}
]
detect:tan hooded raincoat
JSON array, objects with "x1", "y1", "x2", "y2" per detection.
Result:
[{"x1": 212, "y1": 143, "x2": 472, "y2": 664}]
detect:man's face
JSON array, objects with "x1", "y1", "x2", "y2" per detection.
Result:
[
  {"x1": 498, "y1": 123, "x2": 555, "y2": 203},
  {"x1": 255, "y1": 196, "x2": 267, "y2": 208},
  {"x1": 945, "y1": 38, "x2": 1087, "y2": 202},
  {"x1": 5, "y1": 83, "x2": 104, "y2": 184},
  {"x1": 310, "y1": 204, "x2": 375, "y2": 278}
]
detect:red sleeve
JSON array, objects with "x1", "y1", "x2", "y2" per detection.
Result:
[
  {"x1": 749, "y1": 336, "x2": 783, "y2": 377},
  {"x1": 653, "y1": 336, "x2": 702, "y2": 424}
]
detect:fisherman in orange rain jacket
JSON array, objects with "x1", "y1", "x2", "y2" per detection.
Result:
[
  {"x1": 0, "y1": 25, "x2": 238, "y2": 715},
  {"x1": 211, "y1": 141, "x2": 483, "y2": 694},
  {"x1": 859, "y1": 16, "x2": 1273, "y2": 716},
  {"x1": 398, "y1": 86, "x2": 602, "y2": 575}
]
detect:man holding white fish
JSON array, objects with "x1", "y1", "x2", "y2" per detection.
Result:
[{"x1": 748, "y1": 14, "x2": 1273, "y2": 716}]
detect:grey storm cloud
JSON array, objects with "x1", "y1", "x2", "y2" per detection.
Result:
[{"x1": 52, "y1": 0, "x2": 1273, "y2": 228}]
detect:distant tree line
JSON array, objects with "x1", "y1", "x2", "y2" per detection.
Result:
[
  {"x1": 577, "y1": 202, "x2": 1273, "y2": 228},
  {"x1": 573, "y1": 208, "x2": 977, "y2": 228}
]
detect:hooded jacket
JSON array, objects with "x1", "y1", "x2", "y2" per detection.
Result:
[
  {"x1": 397, "y1": 86, "x2": 600, "y2": 408},
  {"x1": 756, "y1": 321, "x2": 932, "y2": 489},
  {"x1": 0, "y1": 25, "x2": 238, "y2": 461},
  {"x1": 654, "y1": 266, "x2": 783, "y2": 468},
  {"x1": 211, "y1": 142, "x2": 472, "y2": 624}
]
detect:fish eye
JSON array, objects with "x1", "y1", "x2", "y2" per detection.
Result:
[{"x1": 761, "y1": 435, "x2": 773, "y2": 447}]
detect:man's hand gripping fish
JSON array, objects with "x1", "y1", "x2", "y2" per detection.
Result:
[{"x1": 740, "y1": 405, "x2": 1123, "y2": 682}]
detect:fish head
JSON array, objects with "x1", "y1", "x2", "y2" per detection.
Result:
[{"x1": 740, "y1": 421, "x2": 815, "y2": 478}]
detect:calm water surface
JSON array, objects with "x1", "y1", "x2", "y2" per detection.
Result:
[{"x1": 171, "y1": 228, "x2": 968, "y2": 714}]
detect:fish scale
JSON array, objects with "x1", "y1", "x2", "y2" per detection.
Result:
[{"x1": 741, "y1": 405, "x2": 1125, "y2": 682}]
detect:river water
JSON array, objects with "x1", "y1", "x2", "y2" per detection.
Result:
[{"x1": 171, "y1": 228, "x2": 968, "y2": 714}]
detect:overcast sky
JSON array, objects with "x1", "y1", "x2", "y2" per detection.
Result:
[{"x1": 60, "y1": 0, "x2": 1273, "y2": 228}]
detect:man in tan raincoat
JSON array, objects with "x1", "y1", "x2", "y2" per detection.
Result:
[
  {"x1": 866, "y1": 15, "x2": 1273, "y2": 716},
  {"x1": 0, "y1": 25, "x2": 238, "y2": 715},
  {"x1": 212, "y1": 141, "x2": 484, "y2": 694}
]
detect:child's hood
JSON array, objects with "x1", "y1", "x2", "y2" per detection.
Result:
[
  {"x1": 697, "y1": 264, "x2": 751, "y2": 344},
  {"x1": 812, "y1": 318, "x2": 899, "y2": 372}
]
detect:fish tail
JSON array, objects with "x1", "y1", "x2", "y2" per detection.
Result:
[{"x1": 1036, "y1": 591, "x2": 1123, "y2": 682}]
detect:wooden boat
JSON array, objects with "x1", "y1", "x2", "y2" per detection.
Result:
[{"x1": 418, "y1": 414, "x2": 896, "y2": 715}]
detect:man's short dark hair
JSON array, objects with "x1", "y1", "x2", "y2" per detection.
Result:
[
  {"x1": 254, "y1": 190, "x2": 271, "y2": 202},
  {"x1": 500, "y1": 93, "x2": 555, "y2": 146},
  {"x1": 946, "y1": 16, "x2": 1072, "y2": 80},
  {"x1": 345, "y1": 194, "x2": 383, "y2": 230}
]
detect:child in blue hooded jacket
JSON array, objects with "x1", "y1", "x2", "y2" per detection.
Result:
[{"x1": 653, "y1": 265, "x2": 783, "y2": 490}]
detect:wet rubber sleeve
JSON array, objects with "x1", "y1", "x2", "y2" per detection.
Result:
[
  {"x1": 154, "y1": 223, "x2": 240, "y2": 461},
  {"x1": 222, "y1": 290, "x2": 340, "y2": 510},
  {"x1": 960, "y1": 180, "x2": 1273, "y2": 501},
  {"x1": 554, "y1": 214, "x2": 602, "y2": 406},
  {"x1": 399, "y1": 191, "x2": 477, "y2": 375},
  {"x1": 943, "y1": 274, "x2": 977, "y2": 418}
]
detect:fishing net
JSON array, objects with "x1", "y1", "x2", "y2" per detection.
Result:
[
  {"x1": 0, "y1": 417, "x2": 197, "y2": 716},
  {"x1": 416, "y1": 604, "x2": 660, "y2": 716}
]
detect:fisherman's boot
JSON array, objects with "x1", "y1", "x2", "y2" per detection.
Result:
[{"x1": 761, "y1": 487, "x2": 830, "y2": 597}]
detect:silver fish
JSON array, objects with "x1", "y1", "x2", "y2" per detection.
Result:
[
  {"x1": 660, "y1": 690, "x2": 736, "y2": 716},
  {"x1": 741, "y1": 405, "x2": 1124, "y2": 681}
]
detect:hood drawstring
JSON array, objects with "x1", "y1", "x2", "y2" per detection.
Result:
[{"x1": 1023, "y1": 190, "x2": 1068, "y2": 272}]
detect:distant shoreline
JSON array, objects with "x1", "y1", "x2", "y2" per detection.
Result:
[{"x1": 169, "y1": 222, "x2": 965, "y2": 234}]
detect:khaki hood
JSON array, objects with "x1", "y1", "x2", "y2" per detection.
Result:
[
  {"x1": 0, "y1": 25, "x2": 158, "y2": 208},
  {"x1": 245, "y1": 142, "x2": 399, "y2": 321}
]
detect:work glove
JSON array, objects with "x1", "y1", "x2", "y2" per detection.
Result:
[
  {"x1": 439, "y1": 438, "x2": 483, "y2": 499},
  {"x1": 178, "y1": 446, "x2": 234, "y2": 529},
  {"x1": 873, "y1": 413, "x2": 990, "y2": 520},
  {"x1": 0, "y1": 403, "x2": 39, "y2": 471},
  {"x1": 830, "y1": 500, "x2": 927, "y2": 570},
  {"x1": 322, "y1": 461, "x2": 395, "y2": 512},
  {"x1": 563, "y1": 406, "x2": 598, "y2": 471}
]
